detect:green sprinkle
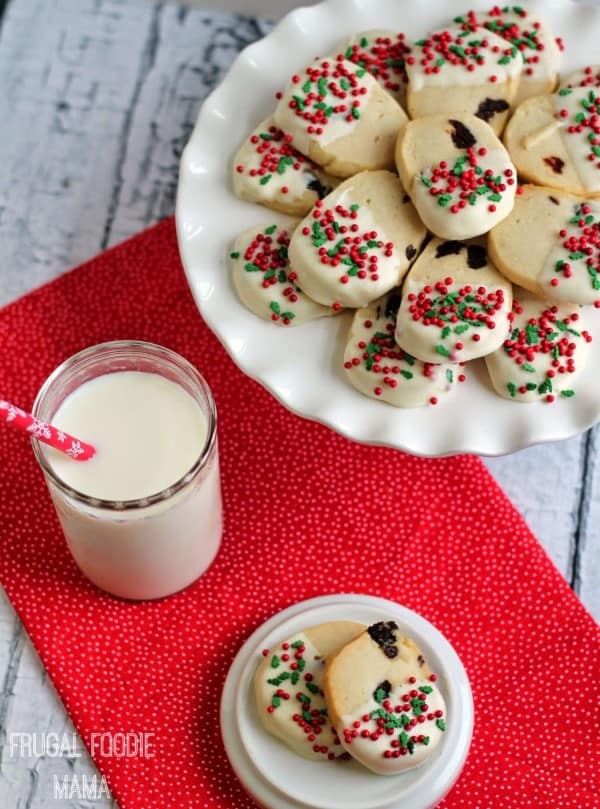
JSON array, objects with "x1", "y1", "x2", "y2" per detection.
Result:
[
  {"x1": 525, "y1": 324, "x2": 540, "y2": 345},
  {"x1": 264, "y1": 224, "x2": 277, "y2": 235},
  {"x1": 345, "y1": 45, "x2": 353, "y2": 59},
  {"x1": 561, "y1": 390, "x2": 575, "y2": 397},
  {"x1": 298, "y1": 693, "x2": 310, "y2": 704},
  {"x1": 263, "y1": 269, "x2": 275, "y2": 281},
  {"x1": 355, "y1": 68, "x2": 367, "y2": 78},
  {"x1": 538, "y1": 377, "x2": 553, "y2": 395},
  {"x1": 350, "y1": 203, "x2": 360, "y2": 211},
  {"x1": 291, "y1": 671, "x2": 300, "y2": 685},
  {"x1": 419, "y1": 685, "x2": 433, "y2": 694},
  {"x1": 272, "y1": 695, "x2": 281, "y2": 708},
  {"x1": 526, "y1": 383, "x2": 537, "y2": 391},
  {"x1": 436, "y1": 58, "x2": 445, "y2": 67},
  {"x1": 306, "y1": 681, "x2": 319, "y2": 694},
  {"x1": 292, "y1": 94, "x2": 305, "y2": 110},
  {"x1": 422, "y1": 736, "x2": 430, "y2": 745},
  {"x1": 437, "y1": 194, "x2": 452, "y2": 207},
  {"x1": 259, "y1": 132, "x2": 273, "y2": 140},
  {"x1": 414, "y1": 38, "x2": 429, "y2": 46},
  {"x1": 436, "y1": 344, "x2": 451, "y2": 358},
  {"x1": 420, "y1": 175, "x2": 432, "y2": 188},
  {"x1": 522, "y1": 363, "x2": 536, "y2": 373},
  {"x1": 270, "y1": 301, "x2": 281, "y2": 315},
  {"x1": 407, "y1": 739, "x2": 415, "y2": 755},
  {"x1": 229, "y1": 251, "x2": 240, "y2": 259},
  {"x1": 436, "y1": 718, "x2": 446, "y2": 732},
  {"x1": 558, "y1": 88, "x2": 573, "y2": 96},
  {"x1": 498, "y1": 55, "x2": 510, "y2": 65},
  {"x1": 569, "y1": 254, "x2": 585, "y2": 262},
  {"x1": 317, "y1": 76, "x2": 328, "y2": 97},
  {"x1": 340, "y1": 77, "x2": 351, "y2": 91},
  {"x1": 278, "y1": 269, "x2": 287, "y2": 283},
  {"x1": 400, "y1": 731, "x2": 409, "y2": 747},
  {"x1": 352, "y1": 106, "x2": 361, "y2": 119},
  {"x1": 290, "y1": 640, "x2": 304, "y2": 648},
  {"x1": 359, "y1": 35, "x2": 368, "y2": 47},
  {"x1": 302, "y1": 710, "x2": 312, "y2": 723},
  {"x1": 507, "y1": 381, "x2": 517, "y2": 398},
  {"x1": 401, "y1": 369, "x2": 414, "y2": 380},
  {"x1": 281, "y1": 311, "x2": 296, "y2": 321},
  {"x1": 455, "y1": 324, "x2": 469, "y2": 335},
  {"x1": 446, "y1": 368, "x2": 454, "y2": 384},
  {"x1": 244, "y1": 262, "x2": 262, "y2": 273},
  {"x1": 297, "y1": 658, "x2": 306, "y2": 672},
  {"x1": 259, "y1": 174, "x2": 272, "y2": 185},
  {"x1": 302, "y1": 79, "x2": 311, "y2": 93},
  {"x1": 488, "y1": 192, "x2": 502, "y2": 202},
  {"x1": 374, "y1": 688, "x2": 387, "y2": 704},
  {"x1": 441, "y1": 326, "x2": 451, "y2": 339}
]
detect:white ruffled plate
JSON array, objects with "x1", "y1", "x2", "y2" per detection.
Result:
[
  {"x1": 220, "y1": 594, "x2": 473, "y2": 809},
  {"x1": 176, "y1": 0, "x2": 600, "y2": 457}
]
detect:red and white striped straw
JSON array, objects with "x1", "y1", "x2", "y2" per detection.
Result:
[{"x1": 0, "y1": 399, "x2": 95, "y2": 461}]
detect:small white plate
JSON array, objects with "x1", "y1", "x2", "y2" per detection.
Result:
[
  {"x1": 220, "y1": 594, "x2": 473, "y2": 809},
  {"x1": 176, "y1": 0, "x2": 600, "y2": 456}
]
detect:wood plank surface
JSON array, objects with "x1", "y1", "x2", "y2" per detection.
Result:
[{"x1": 0, "y1": 0, "x2": 597, "y2": 807}]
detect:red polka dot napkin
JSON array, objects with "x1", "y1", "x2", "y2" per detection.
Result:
[{"x1": 0, "y1": 219, "x2": 598, "y2": 809}]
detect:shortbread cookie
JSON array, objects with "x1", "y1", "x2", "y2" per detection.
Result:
[
  {"x1": 255, "y1": 621, "x2": 365, "y2": 760},
  {"x1": 488, "y1": 185, "x2": 600, "y2": 305},
  {"x1": 324, "y1": 621, "x2": 446, "y2": 775},
  {"x1": 453, "y1": 7, "x2": 562, "y2": 105},
  {"x1": 232, "y1": 116, "x2": 338, "y2": 216},
  {"x1": 405, "y1": 24, "x2": 522, "y2": 135},
  {"x1": 288, "y1": 171, "x2": 426, "y2": 308},
  {"x1": 274, "y1": 56, "x2": 407, "y2": 178},
  {"x1": 560, "y1": 65, "x2": 600, "y2": 90},
  {"x1": 485, "y1": 289, "x2": 592, "y2": 403},
  {"x1": 396, "y1": 115, "x2": 517, "y2": 240},
  {"x1": 504, "y1": 86, "x2": 600, "y2": 197},
  {"x1": 230, "y1": 223, "x2": 332, "y2": 326},
  {"x1": 344, "y1": 291, "x2": 463, "y2": 408},
  {"x1": 340, "y1": 30, "x2": 411, "y2": 108},
  {"x1": 395, "y1": 237, "x2": 512, "y2": 364}
]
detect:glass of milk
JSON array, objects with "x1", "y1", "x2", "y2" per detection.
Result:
[{"x1": 31, "y1": 341, "x2": 223, "y2": 600}]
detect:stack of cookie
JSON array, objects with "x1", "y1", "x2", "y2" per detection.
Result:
[
  {"x1": 229, "y1": 7, "x2": 597, "y2": 407},
  {"x1": 254, "y1": 619, "x2": 446, "y2": 775}
]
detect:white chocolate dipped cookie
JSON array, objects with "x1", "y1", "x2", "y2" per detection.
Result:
[
  {"x1": 404, "y1": 24, "x2": 522, "y2": 135},
  {"x1": 485, "y1": 289, "x2": 592, "y2": 404},
  {"x1": 339, "y1": 29, "x2": 411, "y2": 108},
  {"x1": 254, "y1": 621, "x2": 365, "y2": 761},
  {"x1": 274, "y1": 56, "x2": 407, "y2": 179},
  {"x1": 344, "y1": 290, "x2": 463, "y2": 408},
  {"x1": 488, "y1": 185, "x2": 600, "y2": 305},
  {"x1": 288, "y1": 170, "x2": 426, "y2": 309},
  {"x1": 232, "y1": 116, "x2": 338, "y2": 216},
  {"x1": 324, "y1": 621, "x2": 446, "y2": 776},
  {"x1": 504, "y1": 86, "x2": 600, "y2": 197},
  {"x1": 395, "y1": 237, "x2": 512, "y2": 364},
  {"x1": 560, "y1": 64, "x2": 600, "y2": 90},
  {"x1": 396, "y1": 115, "x2": 517, "y2": 240},
  {"x1": 230, "y1": 222, "x2": 332, "y2": 326},
  {"x1": 453, "y1": 7, "x2": 562, "y2": 105}
]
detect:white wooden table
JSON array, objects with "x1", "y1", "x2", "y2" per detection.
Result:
[{"x1": 0, "y1": 1, "x2": 598, "y2": 806}]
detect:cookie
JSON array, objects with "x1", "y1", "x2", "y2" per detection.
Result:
[
  {"x1": 560, "y1": 64, "x2": 600, "y2": 90},
  {"x1": 504, "y1": 86, "x2": 600, "y2": 197},
  {"x1": 230, "y1": 222, "x2": 332, "y2": 326},
  {"x1": 485, "y1": 289, "x2": 592, "y2": 403},
  {"x1": 344, "y1": 291, "x2": 463, "y2": 408},
  {"x1": 324, "y1": 621, "x2": 446, "y2": 775},
  {"x1": 232, "y1": 115, "x2": 338, "y2": 216},
  {"x1": 453, "y1": 7, "x2": 562, "y2": 105},
  {"x1": 396, "y1": 114, "x2": 517, "y2": 240},
  {"x1": 488, "y1": 185, "x2": 600, "y2": 305},
  {"x1": 404, "y1": 24, "x2": 522, "y2": 135},
  {"x1": 288, "y1": 170, "x2": 426, "y2": 308},
  {"x1": 274, "y1": 56, "x2": 407, "y2": 178},
  {"x1": 254, "y1": 621, "x2": 365, "y2": 760},
  {"x1": 394, "y1": 237, "x2": 512, "y2": 364},
  {"x1": 340, "y1": 29, "x2": 411, "y2": 108}
]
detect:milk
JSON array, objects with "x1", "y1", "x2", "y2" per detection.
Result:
[{"x1": 39, "y1": 366, "x2": 223, "y2": 600}]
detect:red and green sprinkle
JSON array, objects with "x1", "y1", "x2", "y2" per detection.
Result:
[
  {"x1": 301, "y1": 199, "x2": 394, "y2": 290},
  {"x1": 502, "y1": 300, "x2": 592, "y2": 403},
  {"x1": 556, "y1": 88, "x2": 600, "y2": 171},
  {"x1": 286, "y1": 56, "x2": 371, "y2": 134},
  {"x1": 420, "y1": 147, "x2": 514, "y2": 215},
  {"x1": 343, "y1": 32, "x2": 411, "y2": 94}
]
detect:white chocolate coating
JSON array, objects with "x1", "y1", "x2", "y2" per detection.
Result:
[
  {"x1": 485, "y1": 289, "x2": 592, "y2": 403},
  {"x1": 254, "y1": 622, "x2": 365, "y2": 761},
  {"x1": 395, "y1": 238, "x2": 512, "y2": 364},
  {"x1": 406, "y1": 24, "x2": 522, "y2": 93},
  {"x1": 339, "y1": 679, "x2": 446, "y2": 775},
  {"x1": 289, "y1": 171, "x2": 426, "y2": 308},
  {"x1": 344, "y1": 292, "x2": 460, "y2": 408},
  {"x1": 232, "y1": 116, "x2": 338, "y2": 215},
  {"x1": 560, "y1": 64, "x2": 600, "y2": 90},
  {"x1": 230, "y1": 223, "x2": 332, "y2": 326}
]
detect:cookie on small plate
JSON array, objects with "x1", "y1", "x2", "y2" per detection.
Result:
[
  {"x1": 274, "y1": 56, "x2": 407, "y2": 178},
  {"x1": 504, "y1": 86, "x2": 600, "y2": 197},
  {"x1": 485, "y1": 289, "x2": 592, "y2": 404},
  {"x1": 324, "y1": 621, "x2": 447, "y2": 775},
  {"x1": 339, "y1": 29, "x2": 411, "y2": 108},
  {"x1": 488, "y1": 184, "x2": 600, "y2": 305},
  {"x1": 230, "y1": 222, "x2": 332, "y2": 326},
  {"x1": 452, "y1": 7, "x2": 562, "y2": 105},
  {"x1": 344, "y1": 290, "x2": 462, "y2": 408},
  {"x1": 254, "y1": 621, "x2": 365, "y2": 760},
  {"x1": 288, "y1": 170, "x2": 426, "y2": 308},
  {"x1": 404, "y1": 24, "x2": 522, "y2": 135},
  {"x1": 232, "y1": 115, "x2": 338, "y2": 216},
  {"x1": 396, "y1": 114, "x2": 517, "y2": 240},
  {"x1": 394, "y1": 237, "x2": 512, "y2": 364}
]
